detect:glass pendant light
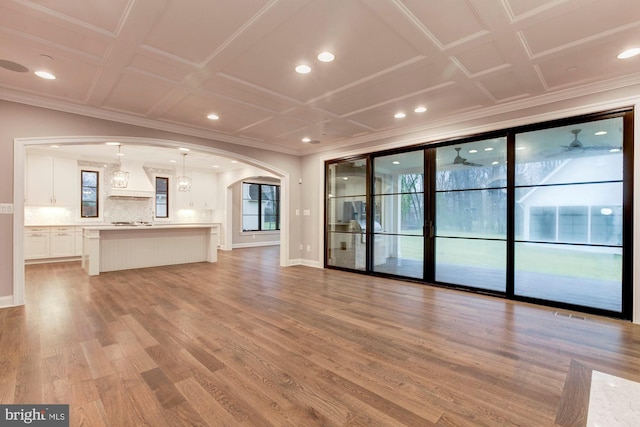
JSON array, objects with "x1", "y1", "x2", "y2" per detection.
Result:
[
  {"x1": 111, "y1": 144, "x2": 129, "y2": 188},
  {"x1": 177, "y1": 153, "x2": 191, "y2": 192}
]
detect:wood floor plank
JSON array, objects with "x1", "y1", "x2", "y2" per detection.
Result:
[{"x1": 4, "y1": 247, "x2": 640, "y2": 426}]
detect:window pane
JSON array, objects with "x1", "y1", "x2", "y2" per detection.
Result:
[
  {"x1": 82, "y1": 171, "x2": 97, "y2": 187},
  {"x1": 558, "y1": 206, "x2": 588, "y2": 243},
  {"x1": 327, "y1": 159, "x2": 367, "y2": 197},
  {"x1": 515, "y1": 243, "x2": 622, "y2": 311},
  {"x1": 372, "y1": 235, "x2": 423, "y2": 279},
  {"x1": 515, "y1": 118, "x2": 623, "y2": 186},
  {"x1": 436, "y1": 138, "x2": 507, "y2": 191},
  {"x1": 591, "y1": 206, "x2": 622, "y2": 245},
  {"x1": 435, "y1": 238, "x2": 506, "y2": 292},
  {"x1": 327, "y1": 232, "x2": 366, "y2": 270},
  {"x1": 327, "y1": 197, "x2": 366, "y2": 231},
  {"x1": 436, "y1": 189, "x2": 506, "y2": 239},
  {"x1": 374, "y1": 152, "x2": 423, "y2": 195}
]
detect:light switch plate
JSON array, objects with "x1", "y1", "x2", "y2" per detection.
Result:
[{"x1": 0, "y1": 203, "x2": 13, "y2": 214}]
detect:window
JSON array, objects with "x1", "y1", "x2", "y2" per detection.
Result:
[
  {"x1": 155, "y1": 177, "x2": 169, "y2": 218},
  {"x1": 242, "y1": 183, "x2": 280, "y2": 232},
  {"x1": 81, "y1": 170, "x2": 99, "y2": 218}
]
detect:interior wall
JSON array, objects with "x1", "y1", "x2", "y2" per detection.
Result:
[{"x1": 0, "y1": 100, "x2": 303, "y2": 303}]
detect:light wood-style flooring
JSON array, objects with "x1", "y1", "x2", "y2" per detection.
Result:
[{"x1": 2, "y1": 246, "x2": 640, "y2": 426}]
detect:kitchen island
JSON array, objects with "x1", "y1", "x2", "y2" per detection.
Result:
[{"x1": 82, "y1": 223, "x2": 219, "y2": 276}]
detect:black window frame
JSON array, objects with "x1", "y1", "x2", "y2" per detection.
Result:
[
  {"x1": 155, "y1": 176, "x2": 169, "y2": 219},
  {"x1": 242, "y1": 182, "x2": 280, "y2": 232},
  {"x1": 80, "y1": 169, "x2": 99, "y2": 218}
]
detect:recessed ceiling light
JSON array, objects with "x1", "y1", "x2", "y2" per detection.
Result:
[
  {"x1": 392, "y1": 161, "x2": 400, "y2": 165},
  {"x1": 492, "y1": 161, "x2": 499, "y2": 165},
  {"x1": 34, "y1": 70, "x2": 55, "y2": 80},
  {"x1": 617, "y1": 48, "x2": 640, "y2": 59},
  {"x1": 484, "y1": 147, "x2": 494, "y2": 151},
  {"x1": 50, "y1": 145, "x2": 59, "y2": 148},
  {"x1": 212, "y1": 165, "x2": 220, "y2": 168},
  {"x1": 317, "y1": 51, "x2": 335, "y2": 62},
  {"x1": 610, "y1": 148, "x2": 621, "y2": 153},
  {"x1": 342, "y1": 177, "x2": 349, "y2": 180},
  {"x1": 179, "y1": 147, "x2": 190, "y2": 151},
  {"x1": 231, "y1": 160, "x2": 238, "y2": 164},
  {"x1": 302, "y1": 137, "x2": 311, "y2": 143},
  {"x1": 595, "y1": 131, "x2": 608, "y2": 136},
  {"x1": 105, "y1": 141, "x2": 120, "y2": 146},
  {"x1": 469, "y1": 149, "x2": 478, "y2": 153},
  {"x1": 169, "y1": 160, "x2": 177, "y2": 163},
  {"x1": 394, "y1": 112, "x2": 406, "y2": 119},
  {"x1": 516, "y1": 146, "x2": 526, "y2": 150},
  {"x1": 207, "y1": 113, "x2": 219, "y2": 120},
  {"x1": 414, "y1": 106, "x2": 427, "y2": 113},
  {"x1": 295, "y1": 64, "x2": 311, "y2": 74}
]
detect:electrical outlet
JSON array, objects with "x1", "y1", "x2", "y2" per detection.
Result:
[
  {"x1": 296, "y1": 209, "x2": 300, "y2": 216},
  {"x1": 306, "y1": 245, "x2": 311, "y2": 252}
]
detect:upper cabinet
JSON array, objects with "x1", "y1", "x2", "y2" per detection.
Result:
[
  {"x1": 26, "y1": 154, "x2": 77, "y2": 207},
  {"x1": 175, "y1": 170, "x2": 217, "y2": 210}
]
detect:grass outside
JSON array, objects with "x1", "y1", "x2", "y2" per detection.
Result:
[{"x1": 397, "y1": 232, "x2": 621, "y2": 282}]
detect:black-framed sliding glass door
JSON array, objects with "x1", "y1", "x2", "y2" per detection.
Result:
[
  {"x1": 434, "y1": 137, "x2": 508, "y2": 293},
  {"x1": 324, "y1": 109, "x2": 632, "y2": 319},
  {"x1": 513, "y1": 117, "x2": 626, "y2": 312},
  {"x1": 371, "y1": 151, "x2": 425, "y2": 279}
]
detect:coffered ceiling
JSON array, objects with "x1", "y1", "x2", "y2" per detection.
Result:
[{"x1": 1, "y1": 0, "x2": 639, "y2": 156}]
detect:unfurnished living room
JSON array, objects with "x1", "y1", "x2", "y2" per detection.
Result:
[{"x1": 1, "y1": 1, "x2": 640, "y2": 426}]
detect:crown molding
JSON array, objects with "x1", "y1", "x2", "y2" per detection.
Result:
[
  {"x1": 303, "y1": 73, "x2": 640, "y2": 156},
  {"x1": 0, "y1": 88, "x2": 301, "y2": 156}
]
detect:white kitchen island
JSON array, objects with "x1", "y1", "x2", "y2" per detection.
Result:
[{"x1": 82, "y1": 223, "x2": 219, "y2": 276}]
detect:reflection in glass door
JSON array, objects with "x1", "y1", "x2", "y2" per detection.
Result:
[
  {"x1": 372, "y1": 152, "x2": 424, "y2": 279},
  {"x1": 326, "y1": 158, "x2": 368, "y2": 271},
  {"x1": 514, "y1": 117, "x2": 624, "y2": 311},
  {"x1": 434, "y1": 138, "x2": 508, "y2": 292}
]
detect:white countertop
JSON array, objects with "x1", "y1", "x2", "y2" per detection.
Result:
[{"x1": 82, "y1": 223, "x2": 219, "y2": 231}]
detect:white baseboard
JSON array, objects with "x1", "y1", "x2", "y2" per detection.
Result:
[
  {"x1": 232, "y1": 241, "x2": 280, "y2": 249},
  {"x1": 0, "y1": 295, "x2": 16, "y2": 309},
  {"x1": 298, "y1": 259, "x2": 323, "y2": 268}
]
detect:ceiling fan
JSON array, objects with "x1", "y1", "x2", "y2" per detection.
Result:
[
  {"x1": 562, "y1": 129, "x2": 621, "y2": 152},
  {"x1": 450, "y1": 147, "x2": 482, "y2": 167}
]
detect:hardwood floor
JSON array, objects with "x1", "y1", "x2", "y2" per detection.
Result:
[{"x1": 2, "y1": 246, "x2": 640, "y2": 426}]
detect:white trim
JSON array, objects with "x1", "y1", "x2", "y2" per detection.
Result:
[
  {"x1": 0, "y1": 295, "x2": 15, "y2": 309},
  {"x1": 14, "y1": 135, "x2": 291, "y2": 307}
]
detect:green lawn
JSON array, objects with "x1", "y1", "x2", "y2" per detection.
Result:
[{"x1": 397, "y1": 234, "x2": 621, "y2": 281}]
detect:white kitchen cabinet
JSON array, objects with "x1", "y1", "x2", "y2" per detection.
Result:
[
  {"x1": 50, "y1": 227, "x2": 75, "y2": 257},
  {"x1": 26, "y1": 154, "x2": 77, "y2": 207},
  {"x1": 175, "y1": 171, "x2": 217, "y2": 210},
  {"x1": 24, "y1": 227, "x2": 50, "y2": 259},
  {"x1": 74, "y1": 227, "x2": 83, "y2": 256}
]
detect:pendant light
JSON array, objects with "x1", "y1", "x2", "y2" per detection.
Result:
[
  {"x1": 177, "y1": 153, "x2": 191, "y2": 192},
  {"x1": 111, "y1": 144, "x2": 129, "y2": 188}
]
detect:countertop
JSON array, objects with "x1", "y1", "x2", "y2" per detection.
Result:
[{"x1": 81, "y1": 223, "x2": 219, "y2": 231}]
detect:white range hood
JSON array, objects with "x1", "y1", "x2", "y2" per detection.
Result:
[{"x1": 107, "y1": 161, "x2": 155, "y2": 198}]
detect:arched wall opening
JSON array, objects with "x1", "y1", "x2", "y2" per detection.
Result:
[{"x1": 13, "y1": 135, "x2": 290, "y2": 306}]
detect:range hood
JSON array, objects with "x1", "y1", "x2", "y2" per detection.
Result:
[{"x1": 107, "y1": 161, "x2": 155, "y2": 198}]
